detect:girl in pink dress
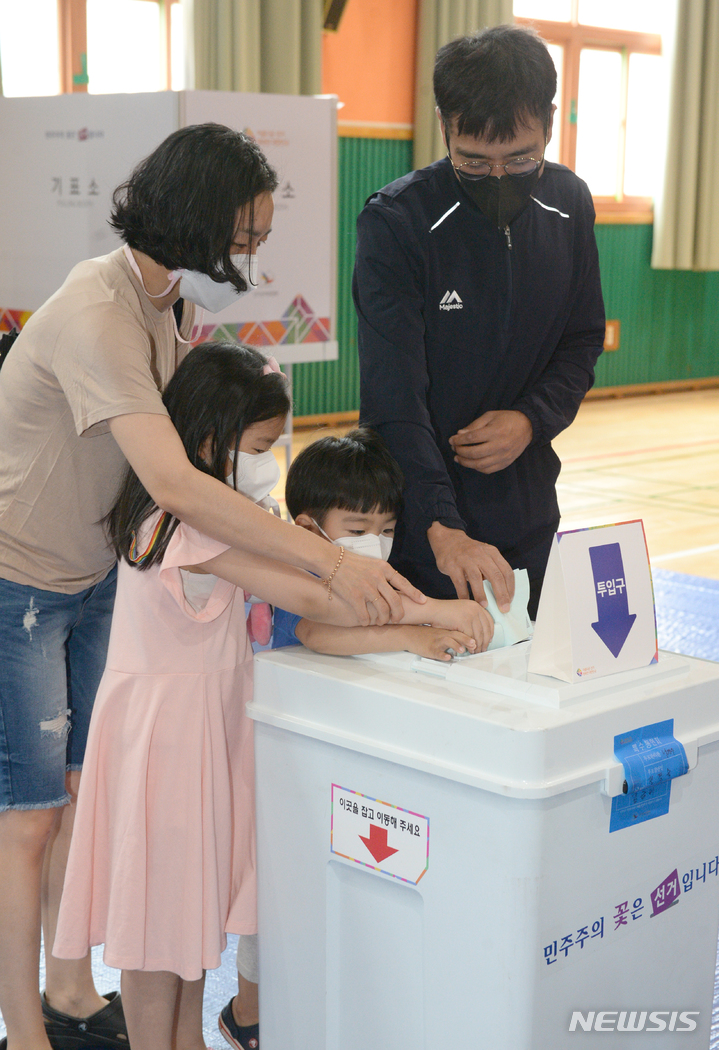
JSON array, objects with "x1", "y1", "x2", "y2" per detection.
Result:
[{"x1": 53, "y1": 342, "x2": 364, "y2": 1050}]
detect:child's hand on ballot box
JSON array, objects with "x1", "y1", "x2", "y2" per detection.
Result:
[
  {"x1": 404, "y1": 596, "x2": 495, "y2": 654},
  {"x1": 400, "y1": 624, "x2": 479, "y2": 662}
]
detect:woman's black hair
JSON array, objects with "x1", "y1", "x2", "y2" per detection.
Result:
[
  {"x1": 110, "y1": 123, "x2": 278, "y2": 292},
  {"x1": 284, "y1": 427, "x2": 404, "y2": 526},
  {"x1": 434, "y1": 25, "x2": 557, "y2": 142},
  {"x1": 107, "y1": 342, "x2": 291, "y2": 569}
]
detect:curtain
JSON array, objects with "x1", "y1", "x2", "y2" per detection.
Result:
[
  {"x1": 187, "y1": 0, "x2": 322, "y2": 95},
  {"x1": 413, "y1": 0, "x2": 513, "y2": 170},
  {"x1": 652, "y1": 0, "x2": 719, "y2": 270}
]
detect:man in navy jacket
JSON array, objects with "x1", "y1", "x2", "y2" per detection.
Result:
[{"x1": 353, "y1": 25, "x2": 605, "y2": 618}]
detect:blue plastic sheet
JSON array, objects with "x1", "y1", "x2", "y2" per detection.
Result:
[{"x1": 653, "y1": 569, "x2": 719, "y2": 663}]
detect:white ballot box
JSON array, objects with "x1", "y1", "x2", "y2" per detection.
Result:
[{"x1": 248, "y1": 644, "x2": 719, "y2": 1049}]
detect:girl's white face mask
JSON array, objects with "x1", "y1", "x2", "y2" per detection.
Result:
[
  {"x1": 227, "y1": 448, "x2": 281, "y2": 504},
  {"x1": 312, "y1": 520, "x2": 393, "y2": 561}
]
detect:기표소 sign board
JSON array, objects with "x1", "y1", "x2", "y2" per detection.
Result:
[{"x1": 0, "y1": 90, "x2": 337, "y2": 365}]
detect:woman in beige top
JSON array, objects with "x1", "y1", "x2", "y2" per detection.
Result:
[{"x1": 0, "y1": 122, "x2": 421, "y2": 1050}]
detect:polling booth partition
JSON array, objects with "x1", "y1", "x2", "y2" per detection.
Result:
[
  {"x1": 250, "y1": 523, "x2": 719, "y2": 1049},
  {"x1": 0, "y1": 90, "x2": 339, "y2": 466}
]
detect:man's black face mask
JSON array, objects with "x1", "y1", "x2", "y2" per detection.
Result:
[{"x1": 459, "y1": 167, "x2": 542, "y2": 229}]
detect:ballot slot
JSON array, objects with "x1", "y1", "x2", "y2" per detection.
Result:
[{"x1": 355, "y1": 643, "x2": 690, "y2": 709}]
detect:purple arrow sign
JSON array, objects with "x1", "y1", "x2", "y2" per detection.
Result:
[{"x1": 589, "y1": 542, "x2": 636, "y2": 658}]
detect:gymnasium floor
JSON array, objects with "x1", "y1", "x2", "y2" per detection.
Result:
[
  {"x1": 552, "y1": 387, "x2": 719, "y2": 661},
  {"x1": 552, "y1": 388, "x2": 719, "y2": 582},
  {"x1": 3, "y1": 387, "x2": 718, "y2": 1046}
]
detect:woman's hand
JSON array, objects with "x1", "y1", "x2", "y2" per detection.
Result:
[{"x1": 330, "y1": 549, "x2": 425, "y2": 626}]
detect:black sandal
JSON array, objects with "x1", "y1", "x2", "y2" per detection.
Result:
[{"x1": 41, "y1": 990, "x2": 130, "y2": 1049}]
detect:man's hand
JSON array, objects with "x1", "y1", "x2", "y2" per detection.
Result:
[
  {"x1": 427, "y1": 522, "x2": 514, "y2": 612},
  {"x1": 449, "y1": 410, "x2": 532, "y2": 474}
]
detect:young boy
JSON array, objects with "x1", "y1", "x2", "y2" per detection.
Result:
[{"x1": 274, "y1": 427, "x2": 495, "y2": 658}]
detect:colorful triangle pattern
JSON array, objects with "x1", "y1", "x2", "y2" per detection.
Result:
[
  {"x1": 0, "y1": 295, "x2": 329, "y2": 348},
  {"x1": 0, "y1": 307, "x2": 32, "y2": 332},
  {"x1": 193, "y1": 294, "x2": 330, "y2": 347}
]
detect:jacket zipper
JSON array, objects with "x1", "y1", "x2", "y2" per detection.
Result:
[{"x1": 503, "y1": 225, "x2": 513, "y2": 335}]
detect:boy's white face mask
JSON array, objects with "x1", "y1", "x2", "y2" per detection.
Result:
[
  {"x1": 312, "y1": 519, "x2": 393, "y2": 561},
  {"x1": 227, "y1": 448, "x2": 281, "y2": 504}
]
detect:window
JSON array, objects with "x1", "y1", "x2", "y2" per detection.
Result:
[
  {"x1": 0, "y1": 0, "x2": 183, "y2": 97},
  {"x1": 514, "y1": 0, "x2": 672, "y2": 221},
  {"x1": 0, "y1": 0, "x2": 61, "y2": 96},
  {"x1": 87, "y1": 0, "x2": 185, "y2": 93}
]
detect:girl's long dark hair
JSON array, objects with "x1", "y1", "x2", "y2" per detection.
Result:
[{"x1": 107, "y1": 342, "x2": 290, "y2": 569}]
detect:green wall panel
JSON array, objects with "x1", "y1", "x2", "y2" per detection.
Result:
[
  {"x1": 293, "y1": 140, "x2": 719, "y2": 416},
  {"x1": 594, "y1": 223, "x2": 719, "y2": 388},
  {"x1": 292, "y1": 136, "x2": 413, "y2": 417}
]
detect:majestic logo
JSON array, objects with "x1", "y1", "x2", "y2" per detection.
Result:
[{"x1": 439, "y1": 290, "x2": 463, "y2": 310}]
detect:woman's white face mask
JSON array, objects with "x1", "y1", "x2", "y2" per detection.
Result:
[
  {"x1": 226, "y1": 447, "x2": 281, "y2": 504},
  {"x1": 312, "y1": 520, "x2": 393, "y2": 561},
  {"x1": 123, "y1": 245, "x2": 258, "y2": 314},
  {"x1": 179, "y1": 254, "x2": 258, "y2": 313}
]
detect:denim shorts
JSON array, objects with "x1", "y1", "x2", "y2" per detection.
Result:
[{"x1": 0, "y1": 566, "x2": 117, "y2": 811}]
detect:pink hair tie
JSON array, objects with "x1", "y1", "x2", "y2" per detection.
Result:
[{"x1": 262, "y1": 355, "x2": 282, "y2": 376}]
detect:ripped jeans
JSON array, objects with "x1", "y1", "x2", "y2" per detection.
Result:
[{"x1": 0, "y1": 566, "x2": 117, "y2": 810}]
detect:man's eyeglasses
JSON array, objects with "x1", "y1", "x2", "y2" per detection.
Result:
[{"x1": 449, "y1": 155, "x2": 544, "y2": 181}]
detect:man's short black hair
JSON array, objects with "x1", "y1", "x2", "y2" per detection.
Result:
[
  {"x1": 434, "y1": 24, "x2": 557, "y2": 142},
  {"x1": 285, "y1": 427, "x2": 404, "y2": 526},
  {"x1": 110, "y1": 123, "x2": 278, "y2": 292}
]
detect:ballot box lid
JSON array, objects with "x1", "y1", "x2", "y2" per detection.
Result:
[{"x1": 249, "y1": 644, "x2": 719, "y2": 797}]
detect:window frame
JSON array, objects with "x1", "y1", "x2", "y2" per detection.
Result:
[
  {"x1": 57, "y1": 0, "x2": 178, "y2": 95},
  {"x1": 515, "y1": 13, "x2": 662, "y2": 223}
]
